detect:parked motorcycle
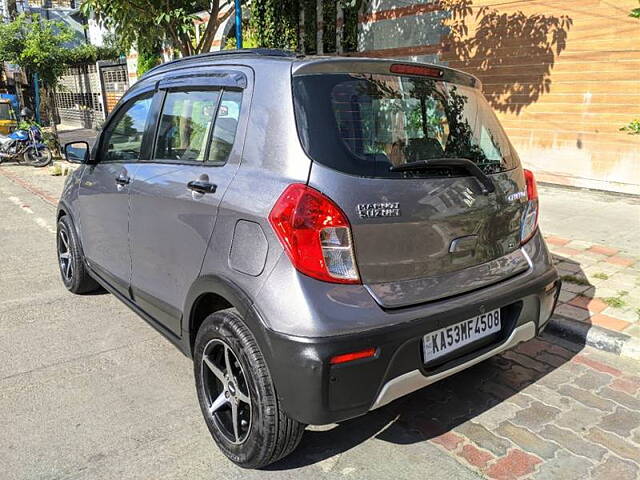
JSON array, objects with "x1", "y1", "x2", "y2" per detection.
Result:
[{"x1": 0, "y1": 122, "x2": 53, "y2": 167}]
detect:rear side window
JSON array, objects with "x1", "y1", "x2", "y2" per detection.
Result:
[
  {"x1": 155, "y1": 90, "x2": 220, "y2": 162},
  {"x1": 154, "y1": 89, "x2": 242, "y2": 164},
  {"x1": 293, "y1": 73, "x2": 519, "y2": 178},
  {"x1": 208, "y1": 90, "x2": 242, "y2": 165}
]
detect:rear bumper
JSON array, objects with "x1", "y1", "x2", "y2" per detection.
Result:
[{"x1": 261, "y1": 260, "x2": 560, "y2": 425}]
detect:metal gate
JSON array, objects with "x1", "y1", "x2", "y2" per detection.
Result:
[{"x1": 98, "y1": 60, "x2": 129, "y2": 117}]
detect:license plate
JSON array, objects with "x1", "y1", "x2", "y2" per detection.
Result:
[{"x1": 422, "y1": 309, "x2": 501, "y2": 363}]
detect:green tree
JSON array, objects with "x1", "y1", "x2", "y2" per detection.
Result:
[
  {"x1": 81, "y1": 0, "x2": 237, "y2": 58},
  {"x1": 249, "y1": 0, "x2": 299, "y2": 50},
  {"x1": 0, "y1": 14, "x2": 118, "y2": 145},
  {"x1": 0, "y1": 14, "x2": 75, "y2": 139}
]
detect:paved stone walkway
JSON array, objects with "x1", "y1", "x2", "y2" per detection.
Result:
[
  {"x1": 547, "y1": 237, "x2": 640, "y2": 338},
  {"x1": 412, "y1": 337, "x2": 640, "y2": 479}
]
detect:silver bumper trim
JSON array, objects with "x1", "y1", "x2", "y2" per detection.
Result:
[{"x1": 370, "y1": 321, "x2": 537, "y2": 410}]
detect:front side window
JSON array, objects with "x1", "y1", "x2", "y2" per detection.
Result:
[{"x1": 103, "y1": 96, "x2": 152, "y2": 162}]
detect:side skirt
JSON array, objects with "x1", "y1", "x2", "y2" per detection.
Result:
[{"x1": 86, "y1": 263, "x2": 189, "y2": 357}]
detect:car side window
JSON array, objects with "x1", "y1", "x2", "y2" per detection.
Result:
[
  {"x1": 102, "y1": 95, "x2": 152, "y2": 162},
  {"x1": 207, "y1": 90, "x2": 242, "y2": 165},
  {"x1": 155, "y1": 90, "x2": 221, "y2": 162}
]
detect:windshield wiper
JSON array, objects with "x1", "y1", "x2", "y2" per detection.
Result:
[{"x1": 389, "y1": 157, "x2": 496, "y2": 194}]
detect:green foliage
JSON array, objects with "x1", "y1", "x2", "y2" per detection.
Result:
[
  {"x1": 137, "y1": 41, "x2": 162, "y2": 76},
  {"x1": 0, "y1": 14, "x2": 74, "y2": 87},
  {"x1": 249, "y1": 0, "x2": 299, "y2": 50},
  {"x1": 560, "y1": 274, "x2": 591, "y2": 286},
  {"x1": 603, "y1": 296, "x2": 626, "y2": 308},
  {"x1": 248, "y1": 0, "x2": 363, "y2": 53},
  {"x1": 81, "y1": 0, "x2": 235, "y2": 57},
  {"x1": 631, "y1": 1, "x2": 640, "y2": 18},
  {"x1": 620, "y1": 120, "x2": 640, "y2": 135},
  {"x1": 0, "y1": 14, "x2": 118, "y2": 86},
  {"x1": 224, "y1": 25, "x2": 259, "y2": 49},
  {"x1": 64, "y1": 43, "x2": 120, "y2": 65},
  {"x1": 137, "y1": 50, "x2": 161, "y2": 76}
]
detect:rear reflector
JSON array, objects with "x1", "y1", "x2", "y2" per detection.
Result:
[
  {"x1": 330, "y1": 348, "x2": 377, "y2": 365},
  {"x1": 390, "y1": 64, "x2": 444, "y2": 78}
]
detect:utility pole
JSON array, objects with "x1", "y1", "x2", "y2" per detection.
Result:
[{"x1": 234, "y1": 0, "x2": 242, "y2": 49}]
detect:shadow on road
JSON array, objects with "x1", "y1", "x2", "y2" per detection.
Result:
[{"x1": 268, "y1": 253, "x2": 590, "y2": 470}]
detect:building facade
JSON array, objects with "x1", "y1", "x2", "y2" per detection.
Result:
[{"x1": 357, "y1": 0, "x2": 640, "y2": 195}]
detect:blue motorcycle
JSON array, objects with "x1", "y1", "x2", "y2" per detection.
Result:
[{"x1": 0, "y1": 123, "x2": 53, "y2": 167}]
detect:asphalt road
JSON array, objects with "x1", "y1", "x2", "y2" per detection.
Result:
[{"x1": 1, "y1": 166, "x2": 639, "y2": 480}]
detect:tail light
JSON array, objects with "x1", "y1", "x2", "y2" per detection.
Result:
[
  {"x1": 269, "y1": 184, "x2": 360, "y2": 284},
  {"x1": 520, "y1": 169, "x2": 539, "y2": 245}
]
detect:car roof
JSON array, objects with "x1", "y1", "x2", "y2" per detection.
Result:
[{"x1": 139, "y1": 48, "x2": 480, "y2": 89}]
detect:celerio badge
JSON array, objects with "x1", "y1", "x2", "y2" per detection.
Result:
[{"x1": 356, "y1": 202, "x2": 401, "y2": 218}]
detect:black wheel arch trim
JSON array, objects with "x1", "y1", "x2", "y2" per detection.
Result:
[{"x1": 183, "y1": 275, "x2": 272, "y2": 358}]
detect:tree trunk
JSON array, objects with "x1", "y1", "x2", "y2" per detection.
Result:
[
  {"x1": 336, "y1": 1, "x2": 344, "y2": 54},
  {"x1": 42, "y1": 86, "x2": 61, "y2": 156},
  {"x1": 316, "y1": 0, "x2": 323, "y2": 54},
  {"x1": 299, "y1": 2, "x2": 305, "y2": 54}
]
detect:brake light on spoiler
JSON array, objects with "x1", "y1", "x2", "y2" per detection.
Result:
[{"x1": 390, "y1": 64, "x2": 444, "y2": 78}]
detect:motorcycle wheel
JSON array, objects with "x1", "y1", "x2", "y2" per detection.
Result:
[{"x1": 24, "y1": 147, "x2": 53, "y2": 167}]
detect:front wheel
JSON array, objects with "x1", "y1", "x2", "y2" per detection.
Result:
[
  {"x1": 24, "y1": 146, "x2": 52, "y2": 167},
  {"x1": 57, "y1": 216, "x2": 100, "y2": 294},
  {"x1": 194, "y1": 309, "x2": 306, "y2": 468}
]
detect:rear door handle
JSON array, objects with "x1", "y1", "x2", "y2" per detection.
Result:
[
  {"x1": 115, "y1": 176, "x2": 130, "y2": 186},
  {"x1": 187, "y1": 180, "x2": 217, "y2": 194}
]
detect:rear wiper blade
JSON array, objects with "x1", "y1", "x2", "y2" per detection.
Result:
[{"x1": 389, "y1": 157, "x2": 496, "y2": 194}]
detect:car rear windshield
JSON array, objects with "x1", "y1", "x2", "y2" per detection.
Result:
[{"x1": 293, "y1": 73, "x2": 520, "y2": 178}]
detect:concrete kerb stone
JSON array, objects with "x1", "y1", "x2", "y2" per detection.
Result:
[{"x1": 546, "y1": 317, "x2": 640, "y2": 362}]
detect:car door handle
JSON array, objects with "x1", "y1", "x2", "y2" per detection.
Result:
[
  {"x1": 187, "y1": 180, "x2": 217, "y2": 194},
  {"x1": 115, "y1": 176, "x2": 130, "y2": 186}
]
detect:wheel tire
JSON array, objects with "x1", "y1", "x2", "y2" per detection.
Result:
[
  {"x1": 194, "y1": 308, "x2": 305, "y2": 469},
  {"x1": 24, "y1": 147, "x2": 52, "y2": 167},
  {"x1": 56, "y1": 215, "x2": 100, "y2": 294}
]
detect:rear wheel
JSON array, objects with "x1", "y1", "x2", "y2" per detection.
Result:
[
  {"x1": 24, "y1": 146, "x2": 52, "y2": 167},
  {"x1": 57, "y1": 215, "x2": 100, "y2": 294},
  {"x1": 194, "y1": 309, "x2": 305, "y2": 468}
]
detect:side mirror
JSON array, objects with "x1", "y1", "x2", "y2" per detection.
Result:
[{"x1": 64, "y1": 141, "x2": 89, "y2": 164}]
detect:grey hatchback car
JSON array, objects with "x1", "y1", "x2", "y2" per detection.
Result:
[{"x1": 58, "y1": 49, "x2": 560, "y2": 468}]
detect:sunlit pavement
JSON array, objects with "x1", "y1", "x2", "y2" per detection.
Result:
[{"x1": 1, "y1": 165, "x2": 639, "y2": 480}]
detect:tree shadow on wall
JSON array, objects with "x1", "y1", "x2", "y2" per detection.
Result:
[{"x1": 440, "y1": 0, "x2": 573, "y2": 114}]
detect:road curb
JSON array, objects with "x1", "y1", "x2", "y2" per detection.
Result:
[{"x1": 546, "y1": 316, "x2": 640, "y2": 361}]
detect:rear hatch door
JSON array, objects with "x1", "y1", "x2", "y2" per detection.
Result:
[{"x1": 293, "y1": 60, "x2": 530, "y2": 308}]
